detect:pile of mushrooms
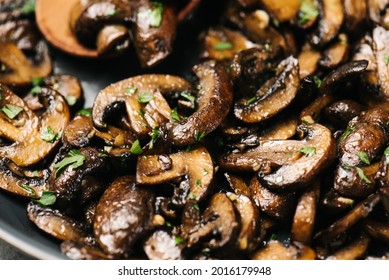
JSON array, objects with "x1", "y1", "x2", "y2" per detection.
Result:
[{"x1": 1, "y1": 0, "x2": 389, "y2": 260}]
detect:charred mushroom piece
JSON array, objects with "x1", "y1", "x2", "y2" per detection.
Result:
[
  {"x1": 0, "y1": 41, "x2": 52, "y2": 87},
  {"x1": 364, "y1": 220, "x2": 389, "y2": 244},
  {"x1": 187, "y1": 193, "x2": 240, "y2": 253},
  {"x1": 93, "y1": 74, "x2": 192, "y2": 138},
  {"x1": 94, "y1": 176, "x2": 155, "y2": 258},
  {"x1": 137, "y1": 145, "x2": 213, "y2": 201},
  {"x1": 298, "y1": 49, "x2": 321, "y2": 79},
  {"x1": 258, "y1": 0, "x2": 300, "y2": 23},
  {"x1": 310, "y1": 0, "x2": 344, "y2": 47},
  {"x1": 319, "y1": 34, "x2": 350, "y2": 69},
  {"x1": 62, "y1": 115, "x2": 95, "y2": 148},
  {"x1": 321, "y1": 190, "x2": 355, "y2": 215},
  {"x1": 251, "y1": 240, "x2": 316, "y2": 260},
  {"x1": 0, "y1": 84, "x2": 70, "y2": 166},
  {"x1": 27, "y1": 202, "x2": 89, "y2": 243},
  {"x1": 165, "y1": 60, "x2": 233, "y2": 146},
  {"x1": 234, "y1": 56, "x2": 299, "y2": 124},
  {"x1": 326, "y1": 234, "x2": 370, "y2": 260},
  {"x1": 43, "y1": 75, "x2": 84, "y2": 109},
  {"x1": 143, "y1": 230, "x2": 183, "y2": 260},
  {"x1": 221, "y1": 124, "x2": 336, "y2": 191},
  {"x1": 61, "y1": 241, "x2": 113, "y2": 260},
  {"x1": 323, "y1": 99, "x2": 364, "y2": 128}
]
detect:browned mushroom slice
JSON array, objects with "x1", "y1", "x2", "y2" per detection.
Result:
[
  {"x1": 137, "y1": 145, "x2": 213, "y2": 201},
  {"x1": 0, "y1": 158, "x2": 48, "y2": 198},
  {"x1": 225, "y1": 173, "x2": 251, "y2": 197},
  {"x1": 133, "y1": 2, "x2": 177, "y2": 67},
  {"x1": 326, "y1": 234, "x2": 370, "y2": 260},
  {"x1": 165, "y1": 60, "x2": 233, "y2": 146},
  {"x1": 291, "y1": 182, "x2": 320, "y2": 245},
  {"x1": 321, "y1": 190, "x2": 355, "y2": 214},
  {"x1": 319, "y1": 34, "x2": 350, "y2": 69},
  {"x1": 300, "y1": 94, "x2": 336, "y2": 124},
  {"x1": 44, "y1": 75, "x2": 84, "y2": 109},
  {"x1": 380, "y1": 187, "x2": 389, "y2": 214},
  {"x1": 221, "y1": 124, "x2": 336, "y2": 191},
  {"x1": 364, "y1": 220, "x2": 389, "y2": 244},
  {"x1": 0, "y1": 41, "x2": 52, "y2": 87},
  {"x1": 94, "y1": 176, "x2": 155, "y2": 258},
  {"x1": 258, "y1": 0, "x2": 300, "y2": 22},
  {"x1": 48, "y1": 147, "x2": 108, "y2": 212},
  {"x1": 323, "y1": 99, "x2": 364, "y2": 127},
  {"x1": 187, "y1": 193, "x2": 240, "y2": 252},
  {"x1": 27, "y1": 202, "x2": 89, "y2": 243},
  {"x1": 143, "y1": 230, "x2": 182, "y2": 260},
  {"x1": 62, "y1": 115, "x2": 95, "y2": 148},
  {"x1": 314, "y1": 193, "x2": 380, "y2": 245},
  {"x1": 373, "y1": 27, "x2": 389, "y2": 99},
  {"x1": 0, "y1": 85, "x2": 70, "y2": 166},
  {"x1": 368, "y1": 0, "x2": 388, "y2": 23},
  {"x1": 343, "y1": 0, "x2": 368, "y2": 33},
  {"x1": 250, "y1": 176, "x2": 295, "y2": 220},
  {"x1": 61, "y1": 241, "x2": 113, "y2": 260},
  {"x1": 310, "y1": 0, "x2": 344, "y2": 47},
  {"x1": 234, "y1": 56, "x2": 299, "y2": 124},
  {"x1": 96, "y1": 25, "x2": 130, "y2": 57},
  {"x1": 0, "y1": 19, "x2": 39, "y2": 52},
  {"x1": 333, "y1": 163, "x2": 379, "y2": 198},
  {"x1": 259, "y1": 115, "x2": 299, "y2": 140},
  {"x1": 338, "y1": 108, "x2": 389, "y2": 167},
  {"x1": 251, "y1": 240, "x2": 316, "y2": 260},
  {"x1": 298, "y1": 49, "x2": 321, "y2": 79},
  {"x1": 92, "y1": 74, "x2": 192, "y2": 138},
  {"x1": 202, "y1": 27, "x2": 257, "y2": 62},
  {"x1": 0, "y1": 0, "x2": 26, "y2": 22},
  {"x1": 227, "y1": 192, "x2": 263, "y2": 252}
]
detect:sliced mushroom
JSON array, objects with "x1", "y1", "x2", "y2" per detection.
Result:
[
  {"x1": 27, "y1": 202, "x2": 89, "y2": 243},
  {"x1": 92, "y1": 74, "x2": 192, "y2": 138},
  {"x1": 62, "y1": 115, "x2": 95, "y2": 148},
  {"x1": 43, "y1": 75, "x2": 84, "y2": 109},
  {"x1": 343, "y1": 0, "x2": 368, "y2": 34},
  {"x1": 319, "y1": 34, "x2": 350, "y2": 69},
  {"x1": 321, "y1": 190, "x2": 355, "y2": 215},
  {"x1": 165, "y1": 60, "x2": 233, "y2": 146},
  {"x1": 380, "y1": 187, "x2": 389, "y2": 214},
  {"x1": 143, "y1": 230, "x2": 182, "y2": 260},
  {"x1": 0, "y1": 84, "x2": 70, "y2": 166},
  {"x1": 220, "y1": 124, "x2": 336, "y2": 191},
  {"x1": 258, "y1": 0, "x2": 300, "y2": 22},
  {"x1": 137, "y1": 145, "x2": 213, "y2": 201},
  {"x1": 94, "y1": 176, "x2": 155, "y2": 258},
  {"x1": 364, "y1": 219, "x2": 389, "y2": 244},
  {"x1": 234, "y1": 56, "x2": 299, "y2": 124},
  {"x1": 298, "y1": 49, "x2": 321, "y2": 79},
  {"x1": 326, "y1": 234, "x2": 370, "y2": 260},
  {"x1": 0, "y1": 19, "x2": 40, "y2": 52},
  {"x1": 368, "y1": 0, "x2": 388, "y2": 23},
  {"x1": 291, "y1": 181, "x2": 320, "y2": 245},
  {"x1": 314, "y1": 193, "x2": 380, "y2": 245},
  {"x1": 0, "y1": 41, "x2": 52, "y2": 87},
  {"x1": 187, "y1": 193, "x2": 240, "y2": 253},
  {"x1": 372, "y1": 26, "x2": 389, "y2": 99},
  {"x1": 225, "y1": 173, "x2": 252, "y2": 197},
  {"x1": 323, "y1": 99, "x2": 364, "y2": 128},
  {"x1": 338, "y1": 108, "x2": 389, "y2": 167},
  {"x1": 61, "y1": 241, "x2": 113, "y2": 260},
  {"x1": 251, "y1": 240, "x2": 316, "y2": 260},
  {"x1": 310, "y1": 0, "x2": 344, "y2": 47}
]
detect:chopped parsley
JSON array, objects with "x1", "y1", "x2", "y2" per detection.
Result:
[
  {"x1": 355, "y1": 167, "x2": 372, "y2": 184},
  {"x1": 76, "y1": 108, "x2": 92, "y2": 116},
  {"x1": 338, "y1": 126, "x2": 354, "y2": 142},
  {"x1": 194, "y1": 130, "x2": 206, "y2": 143},
  {"x1": 246, "y1": 96, "x2": 258, "y2": 105},
  {"x1": 313, "y1": 76, "x2": 323, "y2": 88},
  {"x1": 149, "y1": 127, "x2": 160, "y2": 150},
  {"x1": 138, "y1": 2, "x2": 164, "y2": 28},
  {"x1": 171, "y1": 107, "x2": 180, "y2": 122},
  {"x1": 203, "y1": 168, "x2": 209, "y2": 175},
  {"x1": 193, "y1": 204, "x2": 200, "y2": 211},
  {"x1": 107, "y1": 9, "x2": 117, "y2": 17},
  {"x1": 22, "y1": 0, "x2": 35, "y2": 15},
  {"x1": 1, "y1": 104, "x2": 23, "y2": 119},
  {"x1": 130, "y1": 139, "x2": 143, "y2": 155},
  {"x1": 298, "y1": 146, "x2": 316, "y2": 157},
  {"x1": 174, "y1": 236, "x2": 184, "y2": 245},
  {"x1": 41, "y1": 126, "x2": 58, "y2": 143},
  {"x1": 31, "y1": 76, "x2": 43, "y2": 95},
  {"x1": 19, "y1": 184, "x2": 36, "y2": 196},
  {"x1": 213, "y1": 42, "x2": 233, "y2": 51},
  {"x1": 53, "y1": 150, "x2": 86, "y2": 178},
  {"x1": 181, "y1": 91, "x2": 196, "y2": 103},
  {"x1": 137, "y1": 92, "x2": 154, "y2": 103},
  {"x1": 357, "y1": 151, "x2": 370, "y2": 165},
  {"x1": 65, "y1": 96, "x2": 77, "y2": 106},
  {"x1": 125, "y1": 86, "x2": 137, "y2": 95},
  {"x1": 298, "y1": 1, "x2": 319, "y2": 25},
  {"x1": 188, "y1": 193, "x2": 197, "y2": 200},
  {"x1": 384, "y1": 53, "x2": 389, "y2": 66},
  {"x1": 33, "y1": 191, "x2": 56, "y2": 206}
]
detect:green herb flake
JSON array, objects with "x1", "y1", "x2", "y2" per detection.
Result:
[
  {"x1": 174, "y1": 236, "x2": 184, "y2": 245},
  {"x1": 214, "y1": 41, "x2": 234, "y2": 51},
  {"x1": 357, "y1": 151, "x2": 370, "y2": 165},
  {"x1": 32, "y1": 77, "x2": 43, "y2": 86},
  {"x1": 194, "y1": 130, "x2": 206, "y2": 143},
  {"x1": 138, "y1": 109, "x2": 145, "y2": 118},
  {"x1": 107, "y1": 9, "x2": 117, "y2": 17},
  {"x1": 298, "y1": 1, "x2": 319, "y2": 25},
  {"x1": 149, "y1": 127, "x2": 160, "y2": 150},
  {"x1": 384, "y1": 53, "x2": 389, "y2": 66},
  {"x1": 125, "y1": 86, "x2": 137, "y2": 95},
  {"x1": 19, "y1": 184, "x2": 36, "y2": 196},
  {"x1": 196, "y1": 179, "x2": 202, "y2": 187},
  {"x1": 41, "y1": 126, "x2": 57, "y2": 143},
  {"x1": 188, "y1": 193, "x2": 197, "y2": 200},
  {"x1": 341, "y1": 163, "x2": 351, "y2": 171},
  {"x1": 339, "y1": 126, "x2": 354, "y2": 142},
  {"x1": 270, "y1": 233, "x2": 278, "y2": 240},
  {"x1": 313, "y1": 76, "x2": 323, "y2": 88},
  {"x1": 264, "y1": 43, "x2": 271, "y2": 51},
  {"x1": 76, "y1": 108, "x2": 92, "y2": 116},
  {"x1": 273, "y1": 19, "x2": 280, "y2": 27},
  {"x1": 1, "y1": 104, "x2": 23, "y2": 119},
  {"x1": 203, "y1": 168, "x2": 209, "y2": 175},
  {"x1": 33, "y1": 191, "x2": 56, "y2": 206},
  {"x1": 53, "y1": 150, "x2": 86, "y2": 178},
  {"x1": 246, "y1": 96, "x2": 258, "y2": 105},
  {"x1": 130, "y1": 139, "x2": 143, "y2": 155},
  {"x1": 22, "y1": 0, "x2": 35, "y2": 15},
  {"x1": 298, "y1": 146, "x2": 316, "y2": 157},
  {"x1": 171, "y1": 107, "x2": 181, "y2": 122},
  {"x1": 32, "y1": 170, "x2": 39, "y2": 177},
  {"x1": 194, "y1": 204, "x2": 200, "y2": 211},
  {"x1": 355, "y1": 167, "x2": 372, "y2": 184},
  {"x1": 137, "y1": 92, "x2": 153, "y2": 103},
  {"x1": 138, "y1": 2, "x2": 163, "y2": 28},
  {"x1": 166, "y1": 221, "x2": 172, "y2": 227},
  {"x1": 180, "y1": 91, "x2": 196, "y2": 103},
  {"x1": 65, "y1": 96, "x2": 77, "y2": 106}
]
